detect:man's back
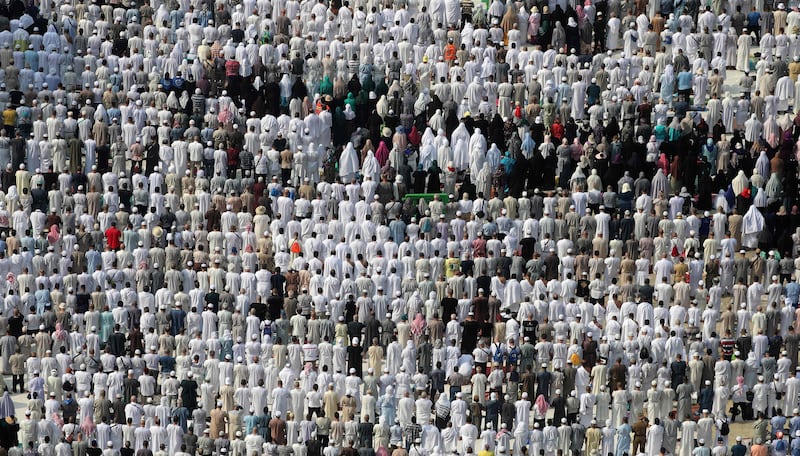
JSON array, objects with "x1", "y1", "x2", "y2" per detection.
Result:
[{"x1": 748, "y1": 11, "x2": 761, "y2": 27}]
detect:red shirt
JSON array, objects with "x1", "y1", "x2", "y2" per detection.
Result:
[
  {"x1": 105, "y1": 226, "x2": 122, "y2": 249},
  {"x1": 551, "y1": 122, "x2": 564, "y2": 141}
]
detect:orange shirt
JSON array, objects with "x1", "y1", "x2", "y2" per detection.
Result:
[
  {"x1": 444, "y1": 44, "x2": 457, "y2": 62},
  {"x1": 750, "y1": 444, "x2": 767, "y2": 456}
]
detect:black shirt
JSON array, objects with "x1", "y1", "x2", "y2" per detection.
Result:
[
  {"x1": 637, "y1": 284, "x2": 654, "y2": 302},
  {"x1": 0, "y1": 419, "x2": 19, "y2": 449},
  {"x1": 107, "y1": 331, "x2": 126, "y2": 356},
  {"x1": 266, "y1": 296, "x2": 283, "y2": 321},
  {"x1": 519, "y1": 237, "x2": 536, "y2": 260},
  {"x1": 179, "y1": 379, "x2": 199, "y2": 409},
  {"x1": 576, "y1": 280, "x2": 590, "y2": 298},
  {"x1": 307, "y1": 439, "x2": 322, "y2": 456},
  {"x1": 8, "y1": 314, "x2": 24, "y2": 337},
  {"x1": 76, "y1": 293, "x2": 90, "y2": 314},
  {"x1": 670, "y1": 360, "x2": 687, "y2": 385},
  {"x1": 730, "y1": 444, "x2": 747, "y2": 456},
  {"x1": 736, "y1": 336, "x2": 752, "y2": 357},
  {"x1": 347, "y1": 346, "x2": 363, "y2": 376},
  {"x1": 270, "y1": 274, "x2": 286, "y2": 296},
  {"x1": 204, "y1": 291, "x2": 219, "y2": 309},
  {"x1": 31, "y1": 186, "x2": 47, "y2": 211},
  {"x1": 231, "y1": 28, "x2": 244, "y2": 44},
  {"x1": 441, "y1": 297, "x2": 457, "y2": 319},
  {"x1": 251, "y1": 301, "x2": 268, "y2": 321},
  {"x1": 522, "y1": 320, "x2": 538, "y2": 341},
  {"x1": 461, "y1": 320, "x2": 480, "y2": 353},
  {"x1": 346, "y1": 321, "x2": 364, "y2": 340}
]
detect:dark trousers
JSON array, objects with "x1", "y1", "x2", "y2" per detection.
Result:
[{"x1": 12, "y1": 374, "x2": 24, "y2": 392}]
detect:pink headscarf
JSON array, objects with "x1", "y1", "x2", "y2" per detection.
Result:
[
  {"x1": 657, "y1": 153, "x2": 669, "y2": 174},
  {"x1": 81, "y1": 414, "x2": 96, "y2": 436},
  {"x1": 54, "y1": 323, "x2": 67, "y2": 341},
  {"x1": 218, "y1": 106, "x2": 233, "y2": 125},
  {"x1": 576, "y1": 5, "x2": 586, "y2": 24},
  {"x1": 411, "y1": 313, "x2": 426, "y2": 335},
  {"x1": 535, "y1": 394, "x2": 549, "y2": 416},
  {"x1": 47, "y1": 224, "x2": 60, "y2": 244},
  {"x1": 375, "y1": 141, "x2": 390, "y2": 167}
]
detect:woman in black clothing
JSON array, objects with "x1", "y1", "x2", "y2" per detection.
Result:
[{"x1": 427, "y1": 161, "x2": 442, "y2": 193}]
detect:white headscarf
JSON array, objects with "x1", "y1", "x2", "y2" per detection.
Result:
[
  {"x1": 732, "y1": 170, "x2": 748, "y2": 195},
  {"x1": 742, "y1": 204, "x2": 765, "y2": 236},
  {"x1": 339, "y1": 142, "x2": 359, "y2": 180},
  {"x1": 362, "y1": 150, "x2": 380, "y2": 182}
]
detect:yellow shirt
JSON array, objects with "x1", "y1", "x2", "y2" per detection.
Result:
[
  {"x1": 445, "y1": 257, "x2": 461, "y2": 278},
  {"x1": 2, "y1": 109, "x2": 16, "y2": 127}
]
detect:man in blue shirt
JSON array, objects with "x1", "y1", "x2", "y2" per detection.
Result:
[
  {"x1": 791, "y1": 429, "x2": 800, "y2": 456},
  {"x1": 731, "y1": 436, "x2": 747, "y2": 456},
  {"x1": 747, "y1": 8, "x2": 762, "y2": 39},
  {"x1": 34, "y1": 282, "x2": 51, "y2": 314},
  {"x1": 786, "y1": 279, "x2": 800, "y2": 308},
  {"x1": 789, "y1": 410, "x2": 800, "y2": 440},
  {"x1": 677, "y1": 69, "x2": 694, "y2": 103}
]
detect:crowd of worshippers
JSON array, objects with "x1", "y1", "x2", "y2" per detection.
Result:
[{"x1": 1, "y1": 0, "x2": 800, "y2": 456}]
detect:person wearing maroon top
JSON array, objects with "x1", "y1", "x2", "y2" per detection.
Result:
[
  {"x1": 225, "y1": 59, "x2": 241, "y2": 98},
  {"x1": 104, "y1": 222, "x2": 122, "y2": 250}
]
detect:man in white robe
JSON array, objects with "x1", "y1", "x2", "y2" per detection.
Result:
[
  {"x1": 606, "y1": 15, "x2": 621, "y2": 50},
  {"x1": 736, "y1": 31, "x2": 752, "y2": 71},
  {"x1": 645, "y1": 420, "x2": 664, "y2": 456},
  {"x1": 578, "y1": 388, "x2": 596, "y2": 427},
  {"x1": 514, "y1": 393, "x2": 531, "y2": 433},
  {"x1": 570, "y1": 78, "x2": 587, "y2": 120},
  {"x1": 696, "y1": 410, "x2": 715, "y2": 448},
  {"x1": 722, "y1": 93, "x2": 737, "y2": 132},
  {"x1": 775, "y1": 75, "x2": 794, "y2": 112},
  {"x1": 679, "y1": 417, "x2": 697, "y2": 456},
  {"x1": 449, "y1": 393, "x2": 467, "y2": 429},
  {"x1": 795, "y1": 77, "x2": 800, "y2": 112},
  {"x1": 623, "y1": 24, "x2": 639, "y2": 58},
  {"x1": 444, "y1": 0, "x2": 461, "y2": 27}
]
